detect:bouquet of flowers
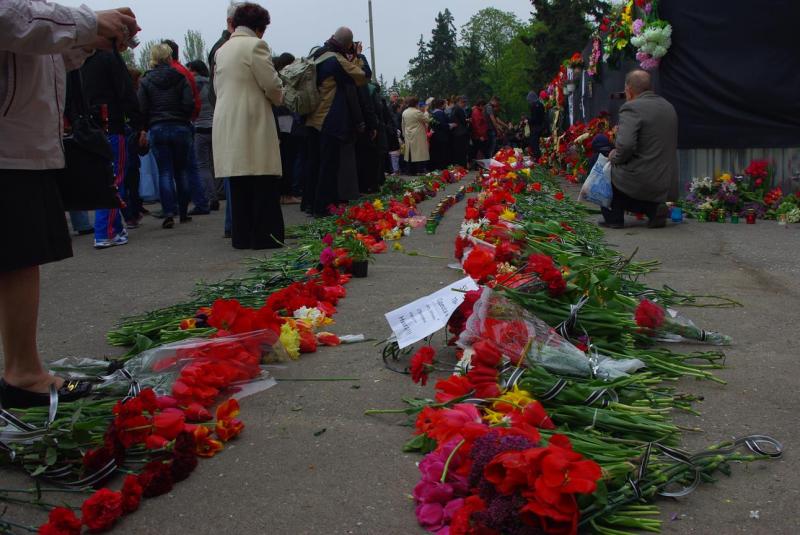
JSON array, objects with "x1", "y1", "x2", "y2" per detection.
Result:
[
  {"x1": 630, "y1": 20, "x2": 672, "y2": 70},
  {"x1": 634, "y1": 299, "x2": 732, "y2": 345}
]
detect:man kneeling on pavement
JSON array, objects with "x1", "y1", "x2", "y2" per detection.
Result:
[{"x1": 601, "y1": 69, "x2": 678, "y2": 229}]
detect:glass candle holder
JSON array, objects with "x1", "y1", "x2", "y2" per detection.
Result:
[
  {"x1": 670, "y1": 207, "x2": 683, "y2": 223},
  {"x1": 730, "y1": 214, "x2": 739, "y2": 224},
  {"x1": 745, "y1": 210, "x2": 756, "y2": 224}
]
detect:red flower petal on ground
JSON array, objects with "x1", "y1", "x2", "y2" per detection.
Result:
[
  {"x1": 81, "y1": 488, "x2": 123, "y2": 533},
  {"x1": 410, "y1": 346, "x2": 436, "y2": 386},
  {"x1": 120, "y1": 475, "x2": 143, "y2": 515},
  {"x1": 39, "y1": 507, "x2": 82, "y2": 535},
  {"x1": 634, "y1": 299, "x2": 665, "y2": 330}
]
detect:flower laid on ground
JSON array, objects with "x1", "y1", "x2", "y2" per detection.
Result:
[{"x1": 410, "y1": 346, "x2": 436, "y2": 386}]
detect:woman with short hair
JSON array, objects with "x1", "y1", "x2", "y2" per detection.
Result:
[
  {"x1": 213, "y1": 2, "x2": 285, "y2": 249},
  {"x1": 138, "y1": 43, "x2": 196, "y2": 229},
  {"x1": 401, "y1": 96, "x2": 429, "y2": 175}
]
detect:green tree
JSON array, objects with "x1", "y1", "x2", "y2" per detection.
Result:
[
  {"x1": 136, "y1": 40, "x2": 158, "y2": 72},
  {"x1": 425, "y1": 9, "x2": 459, "y2": 98},
  {"x1": 455, "y1": 33, "x2": 489, "y2": 102},
  {"x1": 525, "y1": 0, "x2": 610, "y2": 89},
  {"x1": 461, "y1": 8, "x2": 523, "y2": 78},
  {"x1": 406, "y1": 34, "x2": 431, "y2": 96},
  {"x1": 120, "y1": 49, "x2": 135, "y2": 67},
  {"x1": 182, "y1": 29, "x2": 207, "y2": 64},
  {"x1": 493, "y1": 26, "x2": 538, "y2": 119}
]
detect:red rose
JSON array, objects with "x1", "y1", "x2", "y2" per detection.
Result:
[
  {"x1": 634, "y1": 299, "x2": 665, "y2": 330},
  {"x1": 39, "y1": 507, "x2": 82, "y2": 535},
  {"x1": 409, "y1": 346, "x2": 436, "y2": 386},
  {"x1": 120, "y1": 475, "x2": 143, "y2": 514},
  {"x1": 81, "y1": 488, "x2": 123, "y2": 533}
]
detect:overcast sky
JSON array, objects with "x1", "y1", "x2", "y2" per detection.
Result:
[{"x1": 62, "y1": 0, "x2": 534, "y2": 82}]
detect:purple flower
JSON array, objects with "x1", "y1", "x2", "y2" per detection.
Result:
[
  {"x1": 645, "y1": 2, "x2": 653, "y2": 14},
  {"x1": 633, "y1": 19, "x2": 645, "y2": 36}
]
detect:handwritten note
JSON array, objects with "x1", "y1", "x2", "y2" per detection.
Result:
[{"x1": 384, "y1": 277, "x2": 479, "y2": 349}]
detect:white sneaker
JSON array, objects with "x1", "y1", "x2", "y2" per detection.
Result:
[{"x1": 94, "y1": 229, "x2": 129, "y2": 249}]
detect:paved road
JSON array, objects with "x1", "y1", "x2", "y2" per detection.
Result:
[{"x1": 1, "y1": 178, "x2": 796, "y2": 534}]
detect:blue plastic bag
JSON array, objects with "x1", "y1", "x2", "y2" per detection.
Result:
[{"x1": 579, "y1": 154, "x2": 613, "y2": 208}]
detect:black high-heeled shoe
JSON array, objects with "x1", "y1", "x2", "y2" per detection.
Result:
[{"x1": 0, "y1": 378, "x2": 93, "y2": 410}]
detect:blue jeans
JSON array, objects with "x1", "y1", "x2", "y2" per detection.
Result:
[
  {"x1": 69, "y1": 211, "x2": 92, "y2": 232},
  {"x1": 94, "y1": 133, "x2": 126, "y2": 240},
  {"x1": 150, "y1": 122, "x2": 193, "y2": 219},
  {"x1": 187, "y1": 133, "x2": 209, "y2": 211}
]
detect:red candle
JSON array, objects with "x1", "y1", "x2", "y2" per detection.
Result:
[{"x1": 745, "y1": 210, "x2": 756, "y2": 224}]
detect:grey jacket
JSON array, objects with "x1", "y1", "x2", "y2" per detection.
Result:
[
  {"x1": 0, "y1": 0, "x2": 96, "y2": 170},
  {"x1": 610, "y1": 91, "x2": 679, "y2": 203}
]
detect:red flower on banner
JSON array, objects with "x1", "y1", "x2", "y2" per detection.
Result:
[{"x1": 410, "y1": 346, "x2": 436, "y2": 386}]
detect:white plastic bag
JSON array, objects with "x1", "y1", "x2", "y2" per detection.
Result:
[{"x1": 578, "y1": 153, "x2": 613, "y2": 208}]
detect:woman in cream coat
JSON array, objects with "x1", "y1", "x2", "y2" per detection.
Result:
[
  {"x1": 213, "y1": 3, "x2": 284, "y2": 249},
  {"x1": 401, "y1": 97, "x2": 430, "y2": 175}
]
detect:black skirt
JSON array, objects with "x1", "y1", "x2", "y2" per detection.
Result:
[{"x1": 0, "y1": 169, "x2": 73, "y2": 272}]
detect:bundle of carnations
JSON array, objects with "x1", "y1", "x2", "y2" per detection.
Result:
[{"x1": 373, "y1": 156, "x2": 781, "y2": 534}]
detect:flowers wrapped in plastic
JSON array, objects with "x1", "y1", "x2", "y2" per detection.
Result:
[
  {"x1": 635, "y1": 299, "x2": 732, "y2": 346},
  {"x1": 457, "y1": 289, "x2": 644, "y2": 380}
]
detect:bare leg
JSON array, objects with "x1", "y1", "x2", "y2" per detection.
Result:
[{"x1": 0, "y1": 266, "x2": 62, "y2": 392}]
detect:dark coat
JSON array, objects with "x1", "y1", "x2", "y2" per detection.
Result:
[
  {"x1": 138, "y1": 65, "x2": 194, "y2": 128},
  {"x1": 610, "y1": 91, "x2": 678, "y2": 203},
  {"x1": 80, "y1": 50, "x2": 141, "y2": 133},
  {"x1": 207, "y1": 29, "x2": 231, "y2": 106}
]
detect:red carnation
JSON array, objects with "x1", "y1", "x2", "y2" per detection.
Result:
[
  {"x1": 634, "y1": 299, "x2": 665, "y2": 330},
  {"x1": 39, "y1": 507, "x2": 82, "y2": 535},
  {"x1": 120, "y1": 475, "x2": 143, "y2": 514},
  {"x1": 449, "y1": 495, "x2": 487, "y2": 535},
  {"x1": 409, "y1": 346, "x2": 436, "y2": 386},
  {"x1": 81, "y1": 488, "x2": 123, "y2": 533},
  {"x1": 138, "y1": 460, "x2": 174, "y2": 498},
  {"x1": 463, "y1": 249, "x2": 497, "y2": 283}
]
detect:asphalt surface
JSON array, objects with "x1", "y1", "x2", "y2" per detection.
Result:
[{"x1": 1, "y1": 177, "x2": 797, "y2": 534}]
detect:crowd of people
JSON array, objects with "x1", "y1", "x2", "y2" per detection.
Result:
[{"x1": 60, "y1": 1, "x2": 552, "y2": 252}]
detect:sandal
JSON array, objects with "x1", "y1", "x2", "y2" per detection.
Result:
[{"x1": 0, "y1": 378, "x2": 93, "y2": 410}]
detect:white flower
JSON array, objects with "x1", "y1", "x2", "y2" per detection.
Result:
[{"x1": 293, "y1": 306, "x2": 325, "y2": 327}]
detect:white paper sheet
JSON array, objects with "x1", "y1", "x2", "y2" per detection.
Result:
[{"x1": 384, "y1": 277, "x2": 480, "y2": 349}]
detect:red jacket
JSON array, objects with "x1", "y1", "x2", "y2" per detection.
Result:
[
  {"x1": 471, "y1": 106, "x2": 488, "y2": 140},
  {"x1": 171, "y1": 60, "x2": 201, "y2": 121}
]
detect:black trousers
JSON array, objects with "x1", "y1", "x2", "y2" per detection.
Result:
[
  {"x1": 228, "y1": 176, "x2": 284, "y2": 250},
  {"x1": 303, "y1": 128, "x2": 342, "y2": 216},
  {"x1": 601, "y1": 184, "x2": 660, "y2": 225}
]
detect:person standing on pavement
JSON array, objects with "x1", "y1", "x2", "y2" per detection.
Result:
[
  {"x1": 602, "y1": 69, "x2": 678, "y2": 229},
  {"x1": 450, "y1": 96, "x2": 469, "y2": 167},
  {"x1": 429, "y1": 98, "x2": 453, "y2": 171},
  {"x1": 0, "y1": 1, "x2": 139, "y2": 408},
  {"x1": 401, "y1": 97, "x2": 430, "y2": 175},
  {"x1": 484, "y1": 96, "x2": 508, "y2": 157},
  {"x1": 304, "y1": 27, "x2": 368, "y2": 216},
  {"x1": 187, "y1": 60, "x2": 219, "y2": 211},
  {"x1": 470, "y1": 99, "x2": 489, "y2": 162},
  {"x1": 209, "y1": 2, "x2": 242, "y2": 237},
  {"x1": 138, "y1": 44, "x2": 195, "y2": 229},
  {"x1": 162, "y1": 39, "x2": 209, "y2": 216},
  {"x1": 527, "y1": 89, "x2": 546, "y2": 159},
  {"x1": 213, "y1": 3, "x2": 285, "y2": 249},
  {"x1": 80, "y1": 48, "x2": 142, "y2": 248}
]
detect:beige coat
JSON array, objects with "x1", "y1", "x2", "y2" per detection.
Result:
[
  {"x1": 212, "y1": 27, "x2": 284, "y2": 178},
  {"x1": 402, "y1": 107, "x2": 429, "y2": 163}
]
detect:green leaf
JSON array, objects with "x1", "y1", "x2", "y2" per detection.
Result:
[{"x1": 45, "y1": 447, "x2": 58, "y2": 466}]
